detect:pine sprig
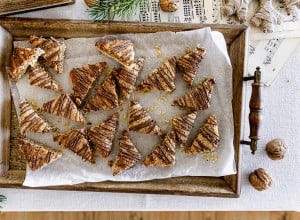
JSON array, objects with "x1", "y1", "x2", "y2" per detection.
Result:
[
  {"x1": 89, "y1": 0, "x2": 144, "y2": 21},
  {"x1": 0, "y1": 195, "x2": 6, "y2": 209}
]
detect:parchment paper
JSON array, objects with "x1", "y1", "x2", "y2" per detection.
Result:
[{"x1": 10, "y1": 28, "x2": 235, "y2": 187}]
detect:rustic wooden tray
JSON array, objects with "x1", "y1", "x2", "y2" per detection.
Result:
[
  {"x1": 0, "y1": 0, "x2": 74, "y2": 16},
  {"x1": 0, "y1": 17, "x2": 247, "y2": 197}
]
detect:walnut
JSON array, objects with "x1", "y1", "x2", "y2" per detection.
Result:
[
  {"x1": 249, "y1": 168, "x2": 273, "y2": 191},
  {"x1": 266, "y1": 138, "x2": 287, "y2": 160},
  {"x1": 159, "y1": 0, "x2": 180, "y2": 12},
  {"x1": 84, "y1": 0, "x2": 97, "y2": 8}
]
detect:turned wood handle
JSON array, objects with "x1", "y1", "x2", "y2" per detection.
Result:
[{"x1": 248, "y1": 67, "x2": 263, "y2": 154}]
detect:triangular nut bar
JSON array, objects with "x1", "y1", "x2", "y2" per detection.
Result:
[
  {"x1": 70, "y1": 62, "x2": 107, "y2": 106},
  {"x1": 28, "y1": 61, "x2": 62, "y2": 92},
  {"x1": 185, "y1": 114, "x2": 220, "y2": 154},
  {"x1": 87, "y1": 112, "x2": 119, "y2": 158},
  {"x1": 112, "y1": 130, "x2": 142, "y2": 176},
  {"x1": 53, "y1": 128, "x2": 95, "y2": 163},
  {"x1": 8, "y1": 47, "x2": 44, "y2": 81},
  {"x1": 172, "y1": 111, "x2": 197, "y2": 148},
  {"x1": 30, "y1": 36, "x2": 66, "y2": 74},
  {"x1": 83, "y1": 73, "x2": 119, "y2": 112},
  {"x1": 95, "y1": 39, "x2": 134, "y2": 67},
  {"x1": 114, "y1": 57, "x2": 145, "y2": 102},
  {"x1": 136, "y1": 56, "x2": 177, "y2": 93},
  {"x1": 177, "y1": 47, "x2": 206, "y2": 86},
  {"x1": 143, "y1": 131, "x2": 176, "y2": 167},
  {"x1": 19, "y1": 138, "x2": 62, "y2": 171},
  {"x1": 38, "y1": 93, "x2": 85, "y2": 122},
  {"x1": 19, "y1": 99, "x2": 54, "y2": 134},
  {"x1": 129, "y1": 100, "x2": 163, "y2": 136},
  {"x1": 173, "y1": 77, "x2": 215, "y2": 110}
]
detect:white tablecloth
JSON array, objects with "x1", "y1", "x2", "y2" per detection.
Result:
[{"x1": 1, "y1": 1, "x2": 300, "y2": 211}]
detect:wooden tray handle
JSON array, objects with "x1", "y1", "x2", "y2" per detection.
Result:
[{"x1": 241, "y1": 67, "x2": 263, "y2": 154}]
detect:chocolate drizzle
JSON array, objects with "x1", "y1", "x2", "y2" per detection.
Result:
[
  {"x1": 53, "y1": 128, "x2": 95, "y2": 163},
  {"x1": 143, "y1": 131, "x2": 176, "y2": 167},
  {"x1": 129, "y1": 100, "x2": 162, "y2": 136},
  {"x1": 185, "y1": 114, "x2": 220, "y2": 154},
  {"x1": 177, "y1": 47, "x2": 206, "y2": 86},
  {"x1": 38, "y1": 93, "x2": 85, "y2": 122},
  {"x1": 136, "y1": 56, "x2": 177, "y2": 93},
  {"x1": 95, "y1": 39, "x2": 134, "y2": 67},
  {"x1": 84, "y1": 74, "x2": 119, "y2": 112},
  {"x1": 112, "y1": 130, "x2": 141, "y2": 176},
  {"x1": 28, "y1": 61, "x2": 62, "y2": 92},
  {"x1": 173, "y1": 78, "x2": 215, "y2": 110},
  {"x1": 30, "y1": 36, "x2": 66, "y2": 74},
  {"x1": 19, "y1": 138, "x2": 62, "y2": 171},
  {"x1": 114, "y1": 57, "x2": 145, "y2": 102},
  {"x1": 8, "y1": 47, "x2": 44, "y2": 81},
  {"x1": 70, "y1": 62, "x2": 107, "y2": 106},
  {"x1": 19, "y1": 99, "x2": 54, "y2": 134},
  {"x1": 172, "y1": 111, "x2": 197, "y2": 147},
  {"x1": 87, "y1": 113, "x2": 119, "y2": 158}
]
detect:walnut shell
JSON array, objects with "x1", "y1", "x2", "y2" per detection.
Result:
[
  {"x1": 266, "y1": 138, "x2": 287, "y2": 160},
  {"x1": 84, "y1": 0, "x2": 97, "y2": 8},
  {"x1": 249, "y1": 168, "x2": 272, "y2": 191},
  {"x1": 159, "y1": 0, "x2": 179, "y2": 12}
]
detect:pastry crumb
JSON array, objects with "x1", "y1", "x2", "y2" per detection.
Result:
[
  {"x1": 146, "y1": 105, "x2": 157, "y2": 111},
  {"x1": 159, "y1": 96, "x2": 168, "y2": 103},
  {"x1": 154, "y1": 45, "x2": 161, "y2": 57}
]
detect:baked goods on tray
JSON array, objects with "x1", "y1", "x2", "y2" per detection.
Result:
[
  {"x1": 29, "y1": 36, "x2": 66, "y2": 74},
  {"x1": 70, "y1": 62, "x2": 107, "y2": 106},
  {"x1": 8, "y1": 47, "x2": 44, "y2": 81},
  {"x1": 95, "y1": 39, "x2": 134, "y2": 67},
  {"x1": 112, "y1": 130, "x2": 141, "y2": 176},
  {"x1": 19, "y1": 99, "x2": 54, "y2": 134},
  {"x1": 87, "y1": 112, "x2": 119, "y2": 158},
  {"x1": 28, "y1": 61, "x2": 62, "y2": 92},
  {"x1": 185, "y1": 114, "x2": 220, "y2": 154},
  {"x1": 19, "y1": 138, "x2": 62, "y2": 171},
  {"x1": 84, "y1": 73, "x2": 119, "y2": 112},
  {"x1": 53, "y1": 128, "x2": 95, "y2": 164},
  {"x1": 143, "y1": 131, "x2": 176, "y2": 167},
  {"x1": 173, "y1": 77, "x2": 216, "y2": 110},
  {"x1": 177, "y1": 47, "x2": 206, "y2": 86},
  {"x1": 129, "y1": 100, "x2": 163, "y2": 136},
  {"x1": 136, "y1": 56, "x2": 177, "y2": 93},
  {"x1": 9, "y1": 33, "x2": 225, "y2": 178},
  {"x1": 38, "y1": 93, "x2": 85, "y2": 123}
]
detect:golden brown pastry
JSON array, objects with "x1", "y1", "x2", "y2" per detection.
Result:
[
  {"x1": 19, "y1": 138, "x2": 62, "y2": 171},
  {"x1": 70, "y1": 62, "x2": 107, "y2": 106},
  {"x1": 8, "y1": 47, "x2": 44, "y2": 81},
  {"x1": 177, "y1": 47, "x2": 206, "y2": 86},
  {"x1": 113, "y1": 57, "x2": 145, "y2": 102},
  {"x1": 95, "y1": 39, "x2": 134, "y2": 67},
  {"x1": 112, "y1": 130, "x2": 141, "y2": 176},
  {"x1": 143, "y1": 131, "x2": 176, "y2": 167},
  {"x1": 83, "y1": 74, "x2": 119, "y2": 112},
  {"x1": 129, "y1": 100, "x2": 162, "y2": 136},
  {"x1": 172, "y1": 111, "x2": 197, "y2": 148},
  {"x1": 53, "y1": 128, "x2": 95, "y2": 163},
  {"x1": 30, "y1": 36, "x2": 66, "y2": 74},
  {"x1": 28, "y1": 61, "x2": 62, "y2": 92},
  {"x1": 136, "y1": 56, "x2": 177, "y2": 93},
  {"x1": 38, "y1": 93, "x2": 85, "y2": 123},
  {"x1": 185, "y1": 114, "x2": 220, "y2": 154},
  {"x1": 87, "y1": 112, "x2": 119, "y2": 158},
  {"x1": 173, "y1": 77, "x2": 215, "y2": 110},
  {"x1": 19, "y1": 99, "x2": 54, "y2": 134}
]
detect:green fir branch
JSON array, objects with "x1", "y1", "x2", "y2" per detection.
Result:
[
  {"x1": 0, "y1": 194, "x2": 6, "y2": 209},
  {"x1": 88, "y1": 0, "x2": 145, "y2": 21}
]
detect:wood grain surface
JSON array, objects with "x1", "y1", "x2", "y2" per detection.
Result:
[
  {"x1": 0, "y1": 211, "x2": 298, "y2": 220},
  {"x1": 0, "y1": 0, "x2": 74, "y2": 16},
  {"x1": 0, "y1": 18, "x2": 247, "y2": 197}
]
